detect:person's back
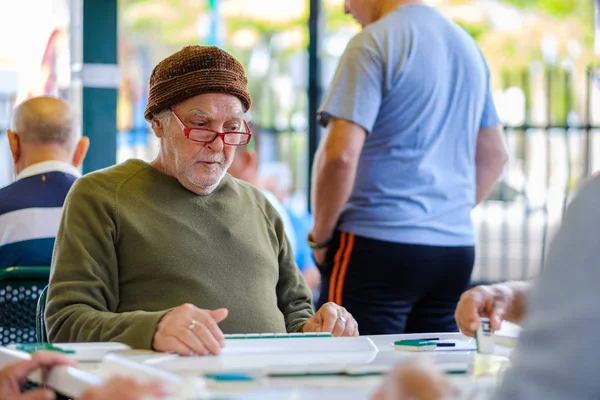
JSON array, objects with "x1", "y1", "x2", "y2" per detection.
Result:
[
  {"x1": 0, "y1": 164, "x2": 79, "y2": 267},
  {"x1": 0, "y1": 96, "x2": 89, "y2": 268},
  {"x1": 334, "y1": 5, "x2": 492, "y2": 244}
]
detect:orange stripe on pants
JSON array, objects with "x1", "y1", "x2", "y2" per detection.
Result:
[
  {"x1": 335, "y1": 233, "x2": 355, "y2": 306},
  {"x1": 328, "y1": 232, "x2": 347, "y2": 304}
]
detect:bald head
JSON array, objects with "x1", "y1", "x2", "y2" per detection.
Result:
[{"x1": 11, "y1": 96, "x2": 76, "y2": 149}]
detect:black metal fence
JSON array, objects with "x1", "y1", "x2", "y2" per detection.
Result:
[{"x1": 473, "y1": 65, "x2": 600, "y2": 285}]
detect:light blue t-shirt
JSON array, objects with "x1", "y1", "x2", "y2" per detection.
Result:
[{"x1": 319, "y1": 5, "x2": 500, "y2": 246}]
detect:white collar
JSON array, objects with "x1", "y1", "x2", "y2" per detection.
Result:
[{"x1": 16, "y1": 160, "x2": 82, "y2": 181}]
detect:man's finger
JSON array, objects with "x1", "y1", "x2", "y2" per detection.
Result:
[
  {"x1": 193, "y1": 323, "x2": 223, "y2": 355},
  {"x1": 342, "y1": 317, "x2": 358, "y2": 337},
  {"x1": 203, "y1": 311, "x2": 226, "y2": 346},
  {"x1": 4, "y1": 352, "x2": 76, "y2": 384},
  {"x1": 455, "y1": 294, "x2": 479, "y2": 334},
  {"x1": 209, "y1": 308, "x2": 229, "y2": 324},
  {"x1": 30, "y1": 351, "x2": 77, "y2": 368},
  {"x1": 318, "y1": 303, "x2": 339, "y2": 333},
  {"x1": 332, "y1": 317, "x2": 346, "y2": 337},
  {"x1": 179, "y1": 326, "x2": 210, "y2": 356},
  {"x1": 160, "y1": 335, "x2": 195, "y2": 356},
  {"x1": 18, "y1": 388, "x2": 56, "y2": 400}
]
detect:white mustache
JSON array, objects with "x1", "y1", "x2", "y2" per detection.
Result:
[{"x1": 195, "y1": 157, "x2": 224, "y2": 163}]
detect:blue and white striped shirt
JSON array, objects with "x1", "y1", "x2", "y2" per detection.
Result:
[{"x1": 0, "y1": 161, "x2": 80, "y2": 268}]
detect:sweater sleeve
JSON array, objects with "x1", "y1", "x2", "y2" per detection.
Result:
[
  {"x1": 45, "y1": 174, "x2": 170, "y2": 349},
  {"x1": 269, "y1": 203, "x2": 315, "y2": 332}
]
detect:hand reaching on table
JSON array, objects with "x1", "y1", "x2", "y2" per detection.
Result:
[
  {"x1": 303, "y1": 302, "x2": 359, "y2": 336},
  {"x1": 454, "y1": 281, "x2": 530, "y2": 337},
  {"x1": 372, "y1": 358, "x2": 457, "y2": 400},
  {"x1": 0, "y1": 351, "x2": 75, "y2": 400},
  {"x1": 152, "y1": 303, "x2": 228, "y2": 356},
  {"x1": 80, "y1": 377, "x2": 165, "y2": 400}
]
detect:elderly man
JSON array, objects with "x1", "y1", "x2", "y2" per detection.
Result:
[
  {"x1": 0, "y1": 96, "x2": 89, "y2": 268},
  {"x1": 46, "y1": 46, "x2": 357, "y2": 357}
]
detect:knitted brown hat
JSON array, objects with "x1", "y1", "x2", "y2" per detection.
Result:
[{"x1": 144, "y1": 46, "x2": 252, "y2": 121}]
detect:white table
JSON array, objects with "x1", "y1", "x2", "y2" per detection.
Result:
[{"x1": 1, "y1": 327, "x2": 519, "y2": 399}]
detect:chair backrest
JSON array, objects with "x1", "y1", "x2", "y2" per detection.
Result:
[
  {"x1": 0, "y1": 266, "x2": 51, "y2": 345},
  {"x1": 36, "y1": 285, "x2": 49, "y2": 343}
]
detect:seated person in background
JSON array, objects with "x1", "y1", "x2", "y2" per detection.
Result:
[
  {"x1": 226, "y1": 123, "x2": 298, "y2": 257},
  {"x1": 373, "y1": 175, "x2": 600, "y2": 399},
  {"x1": 0, "y1": 96, "x2": 89, "y2": 268},
  {"x1": 0, "y1": 351, "x2": 165, "y2": 400},
  {"x1": 260, "y1": 162, "x2": 321, "y2": 291},
  {"x1": 46, "y1": 46, "x2": 358, "y2": 357}
]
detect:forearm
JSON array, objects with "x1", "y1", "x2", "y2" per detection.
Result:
[
  {"x1": 46, "y1": 301, "x2": 170, "y2": 349},
  {"x1": 281, "y1": 294, "x2": 314, "y2": 333},
  {"x1": 490, "y1": 281, "x2": 531, "y2": 324},
  {"x1": 311, "y1": 150, "x2": 358, "y2": 241},
  {"x1": 276, "y1": 233, "x2": 315, "y2": 332},
  {"x1": 475, "y1": 125, "x2": 508, "y2": 205},
  {"x1": 475, "y1": 160, "x2": 505, "y2": 204}
]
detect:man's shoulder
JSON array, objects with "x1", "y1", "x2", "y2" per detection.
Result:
[
  {"x1": 224, "y1": 176, "x2": 278, "y2": 216},
  {"x1": 73, "y1": 159, "x2": 149, "y2": 192},
  {"x1": 0, "y1": 172, "x2": 74, "y2": 215},
  {"x1": 0, "y1": 181, "x2": 24, "y2": 215},
  {"x1": 567, "y1": 176, "x2": 600, "y2": 220},
  {"x1": 225, "y1": 175, "x2": 267, "y2": 202}
]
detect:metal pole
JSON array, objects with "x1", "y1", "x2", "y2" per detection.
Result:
[
  {"x1": 595, "y1": 0, "x2": 600, "y2": 54},
  {"x1": 307, "y1": 0, "x2": 322, "y2": 211},
  {"x1": 207, "y1": 0, "x2": 220, "y2": 46},
  {"x1": 584, "y1": 68, "x2": 592, "y2": 178},
  {"x1": 80, "y1": 0, "x2": 118, "y2": 173},
  {"x1": 540, "y1": 68, "x2": 553, "y2": 270},
  {"x1": 520, "y1": 69, "x2": 530, "y2": 280}
]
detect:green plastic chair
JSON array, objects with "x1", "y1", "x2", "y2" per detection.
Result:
[
  {"x1": 36, "y1": 285, "x2": 49, "y2": 343},
  {"x1": 0, "y1": 266, "x2": 51, "y2": 345}
]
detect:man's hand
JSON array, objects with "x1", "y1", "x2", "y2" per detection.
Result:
[
  {"x1": 372, "y1": 358, "x2": 457, "y2": 400},
  {"x1": 303, "y1": 302, "x2": 358, "y2": 336},
  {"x1": 455, "y1": 282, "x2": 529, "y2": 337},
  {"x1": 81, "y1": 377, "x2": 165, "y2": 400},
  {"x1": 0, "y1": 351, "x2": 76, "y2": 400},
  {"x1": 152, "y1": 303, "x2": 228, "y2": 356},
  {"x1": 455, "y1": 282, "x2": 530, "y2": 337},
  {"x1": 455, "y1": 285, "x2": 507, "y2": 336},
  {"x1": 312, "y1": 248, "x2": 327, "y2": 266}
]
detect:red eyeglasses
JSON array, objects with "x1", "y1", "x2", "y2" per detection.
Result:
[{"x1": 171, "y1": 110, "x2": 252, "y2": 146}]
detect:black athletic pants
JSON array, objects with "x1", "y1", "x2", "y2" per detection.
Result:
[{"x1": 316, "y1": 230, "x2": 475, "y2": 335}]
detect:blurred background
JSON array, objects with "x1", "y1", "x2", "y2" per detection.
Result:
[{"x1": 1, "y1": 0, "x2": 599, "y2": 285}]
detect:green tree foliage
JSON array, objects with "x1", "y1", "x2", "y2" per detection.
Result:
[{"x1": 498, "y1": 0, "x2": 593, "y2": 19}]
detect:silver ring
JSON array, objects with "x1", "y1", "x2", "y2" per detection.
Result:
[
  {"x1": 338, "y1": 316, "x2": 347, "y2": 324},
  {"x1": 188, "y1": 320, "x2": 198, "y2": 330}
]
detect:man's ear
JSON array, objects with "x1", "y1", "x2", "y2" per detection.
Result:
[
  {"x1": 7, "y1": 129, "x2": 20, "y2": 164},
  {"x1": 71, "y1": 136, "x2": 90, "y2": 168},
  {"x1": 151, "y1": 118, "x2": 165, "y2": 138}
]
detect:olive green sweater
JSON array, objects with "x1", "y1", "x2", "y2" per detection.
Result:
[{"x1": 46, "y1": 159, "x2": 314, "y2": 349}]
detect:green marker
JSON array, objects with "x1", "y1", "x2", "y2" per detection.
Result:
[
  {"x1": 393, "y1": 340, "x2": 437, "y2": 352},
  {"x1": 16, "y1": 343, "x2": 76, "y2": 355},
  {"x1": 204, "y1": 372, "x2": 256, "y2": 381}
]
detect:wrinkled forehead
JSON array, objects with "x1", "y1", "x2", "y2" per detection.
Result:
[{"x1": 175, "y1": 93, "x2": 245, "y2": 121}]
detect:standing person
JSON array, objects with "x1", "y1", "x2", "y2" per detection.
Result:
[{"x1": 309, "y1": 0, "x2": 508, "y2": 334}]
